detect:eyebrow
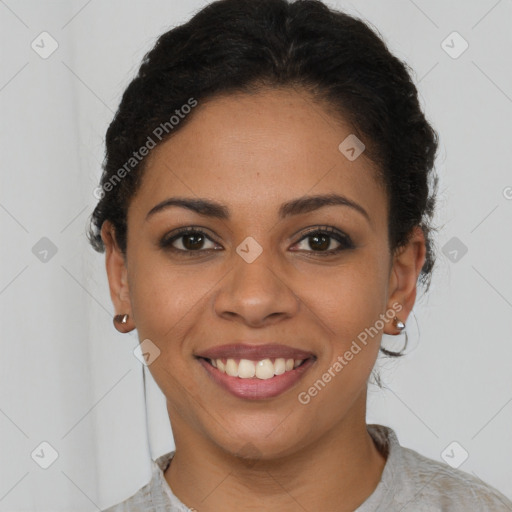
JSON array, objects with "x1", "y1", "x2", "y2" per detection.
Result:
[{"x1": 145, "y1": 193, "x2": 370, "y2": 223}]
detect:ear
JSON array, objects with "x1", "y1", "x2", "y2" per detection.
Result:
[
  {"x1": 384, "y1": 226, "x2": 426, "y2": 335},
  {"x1": 101, "y1": 220, "x2": 135, "y2": 333}
]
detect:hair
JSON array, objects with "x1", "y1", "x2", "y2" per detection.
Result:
[{"x1": 87, "y1": 0, "x2": 439, "y2": 357}]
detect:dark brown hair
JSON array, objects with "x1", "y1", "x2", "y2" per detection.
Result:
[{"x1": 87, "y1": 0, "x2": 439, "y2": 348}]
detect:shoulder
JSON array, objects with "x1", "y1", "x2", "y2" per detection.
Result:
[
  {"x1": 392, "y1": 436, "x2": 512, "y2": 512},
  {"x1": 374, "y1": 425, "x2": 512, "y2": 511},
  {"x1": 101, "y1": 480, "x2": 153, "y2": 512},
  {"x1": 101, "y1": 451, "x2": 186, "y2": 512}
]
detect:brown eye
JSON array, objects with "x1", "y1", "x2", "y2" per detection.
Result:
[
  {"x1": 160, "y1": 228, "x2": 220, "y2": 254},
  {"x1": 293, "y1": 227, "x2": 354, "y2": 255},
  {"x1": 180, "y1": 232, "x2": 206, "y2": 250},
  {"x1": 306, "y1": 233, "x2": 332, "y2": 251}
]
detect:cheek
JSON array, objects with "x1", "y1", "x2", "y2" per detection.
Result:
[
  {"x1": 302, "y1": 255, "x2": 388, "y2": 341},
  {"x1": 296, "y1": 263, "x2": 386, "y2": 418},
  {"x1": 126, "y1": 256, "x2": 211, "y2": 418},
  {"x1": 129, "y1": 240, "x2": 389, "y2": 353},
  {"x1": 127, "y1": 253, "x2": 209, "y2": 349}
]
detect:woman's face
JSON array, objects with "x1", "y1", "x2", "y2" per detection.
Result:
[{"x1": 103, "y1": 87, "x2": 424, "y2": 459}]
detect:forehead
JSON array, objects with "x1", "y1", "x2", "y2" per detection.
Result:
[{"x1": 129, "y1": 87, "x2": 387, "y2": 227}]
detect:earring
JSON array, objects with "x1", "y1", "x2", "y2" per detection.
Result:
[
  {"x1": 114, "y1": 314, "x2": 129, "y2": 325},
  {"x1": 393, "y1": 316, "x2": 405, "y2": 332},
  {"x1": 380, "y1": 316, "x2": 408, "y2": 356},
  {"x1": 113, "y1": 313, "x2": 133, "y2": 333}
]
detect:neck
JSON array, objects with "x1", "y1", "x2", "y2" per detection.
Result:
[{"x1": 164, "y1": 395, "x2": 386, "y2": 512}]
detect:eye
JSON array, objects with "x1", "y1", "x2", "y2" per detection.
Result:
[
  {"x1": 159, "y1": 227, "x2": 221, "y2": 255},
  {"x1": 292, "y1": 226, "x2": 354, "y2": 255},
  {"x1": 160, "y1": 225, "x2": 354, "y2": 257}
]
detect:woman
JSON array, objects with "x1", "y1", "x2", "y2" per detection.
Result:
[{"x1": 88, "y1": 0, "x2": 512, "y2": 510}]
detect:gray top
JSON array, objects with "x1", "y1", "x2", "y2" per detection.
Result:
[{"x1": 102, "y1": 424, "x2": 512, "y2": 511}]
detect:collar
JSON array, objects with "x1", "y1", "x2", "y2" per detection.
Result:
[{"x1": 149, "y1": 423, "x2": 401, "y2": 511}]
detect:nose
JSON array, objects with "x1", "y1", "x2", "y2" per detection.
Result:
[{"x1": 213, "y1": 245, "x2": 300, "y2": 328}]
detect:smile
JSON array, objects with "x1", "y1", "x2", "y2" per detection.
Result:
[{"x1": 197, "y1": 355, "x2": 316, "y2": 400}]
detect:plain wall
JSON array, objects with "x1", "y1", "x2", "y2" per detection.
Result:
[{"x1": 0, "y1": 0, "x2": 511, "y2": 509}]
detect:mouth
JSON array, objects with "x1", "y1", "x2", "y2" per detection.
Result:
[
  {"x1": 199, "y1": 356, "x2": 310, "y2": 377},
  {"x1": 195, "y1": 344, "x2": 317, "y2": 400}
]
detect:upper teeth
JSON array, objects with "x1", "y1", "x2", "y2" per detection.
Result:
[{"x1": 210, "y1": 358, "x2": 304, "y2": 379}]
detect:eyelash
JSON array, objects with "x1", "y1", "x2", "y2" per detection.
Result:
[{"x1": 159, "y1": 226, "x2": 354, "y2": 257}]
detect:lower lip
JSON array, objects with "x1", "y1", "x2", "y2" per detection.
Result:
[{"x1": 198, "y1": 357, "x2": 316, "y2": 400}]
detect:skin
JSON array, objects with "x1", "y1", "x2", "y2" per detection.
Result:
[{"x1": 101, "y1": 87, "x2": 426, "y2": 511}]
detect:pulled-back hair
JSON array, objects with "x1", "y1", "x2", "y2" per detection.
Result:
[{"x1": 87, "y1": 0, "x2": 439, "y2": 302}]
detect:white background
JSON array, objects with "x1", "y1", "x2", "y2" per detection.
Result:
[{"x1": 1, "y1": 0, "x2": 511, "y2": 510}]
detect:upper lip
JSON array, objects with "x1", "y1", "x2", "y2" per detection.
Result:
[{"x1": 196, "y1": 343, "x2": 315, "y2": 361}]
